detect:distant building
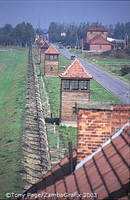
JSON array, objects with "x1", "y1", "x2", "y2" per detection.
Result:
[
  {"x1": 44, "y1": 45, "x2": 60, "y2": 76},
  {"x1": 59, "y1": 59, "x2": 92, "y2": 125},
  {"x1": 84, "y1": 26, "x2": 113, "y2": 52}
]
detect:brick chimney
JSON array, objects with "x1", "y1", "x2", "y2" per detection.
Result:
[{"x1": 75, "y1": 102, "x2": 130, "y2": 163}]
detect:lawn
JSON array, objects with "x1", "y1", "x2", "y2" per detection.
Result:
[
  {"x1": 90, "y1": 79, "x2": 122, "y2": 104},
  {"x1": 59, "y1": 54, "x2": 71, "y2": 73},
  {"x1": 0, "y1": 48, "x2": 27, "y2": 197}
]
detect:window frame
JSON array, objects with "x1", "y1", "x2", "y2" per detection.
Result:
[
  {"x1": 80, "y1": 80, "x2": 88, "y2": 90},
  {"x1": 72, "y1": 80, "x2": 79, "y2": 90},
  {"x1": 63, "y1": 80, "x2": 70, "y2": 90}
]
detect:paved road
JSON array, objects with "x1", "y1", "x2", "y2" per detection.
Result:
[{"x1": 56, "y1": 46, "x2": 130, "y2": 105}]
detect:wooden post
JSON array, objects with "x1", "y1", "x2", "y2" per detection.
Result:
[
  {"x1": 53, "y1": 122, "x2": 56, "y2": 134},
  {"x1": 57, "y1": 132, "x2": 60, "y2": 149}
]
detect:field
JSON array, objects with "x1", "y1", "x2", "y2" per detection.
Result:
[
  {"x1": 0, "y1": 48, "x2": 27, "y2": 197},
  {"x1": 72, "y1": 49, "x2": 130, "y2": 83}
]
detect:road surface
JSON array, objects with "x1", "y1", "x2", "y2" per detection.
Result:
[{"x1": 56, "y1": 46, "x2": 130, "y2": 105}]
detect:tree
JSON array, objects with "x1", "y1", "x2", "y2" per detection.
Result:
[
  {"x1": 12, "y1": 22, "x2": 35, "y2": 46},
  {"x1": 113, "y1": 22, "x2": 125, "y2": 39}
]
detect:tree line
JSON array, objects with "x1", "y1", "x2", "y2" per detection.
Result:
[
  {"x1": 0, "y1": 21, "x2": 130, "y2": 48},
  {"x1": 0, "y1": 22, "x2": 35, "y2": 46},
  {"x1": 48, "y1": 22, "x2": 130, "y2": 47}
]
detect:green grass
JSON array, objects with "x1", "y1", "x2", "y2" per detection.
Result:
[
  {"x1": 44, "y1": 77, "x2": 60, "y2": 117},
  {"x1": 59, "y1": 54, "x2": 71, "y2": 73},
  {"x1": 90, "y1": 80, "x2": 122, "y2": 104},
  {"x1": 0, "y1": 48, "x2": 27, "y2": 197},
  {"x1": 48, "y1": 126, "x2": 77, "y2": 149}
]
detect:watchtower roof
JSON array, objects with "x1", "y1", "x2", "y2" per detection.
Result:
[
  {"x1": 44, "y1": 45, "x2": 60, "y2": 55},
  {"x1": 59, "y1": 59, "x2": 92, "y2": 79}
]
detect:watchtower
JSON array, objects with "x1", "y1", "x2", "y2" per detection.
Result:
[
  {"x1": 59, "y1": 59, "x2": 92, "y2": 124},
  {"x1": 44, "y1": 45, "x2": 60, "y2": 76}
]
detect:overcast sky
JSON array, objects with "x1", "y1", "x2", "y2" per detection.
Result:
[{"x1": 0, "y1": 1, "x2": 130, "y2": 29}]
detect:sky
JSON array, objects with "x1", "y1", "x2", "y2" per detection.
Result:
[{"x1": 0, "y1": 0, "x2": 130, "y2": 29}]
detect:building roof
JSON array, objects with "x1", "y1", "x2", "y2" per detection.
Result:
[
  {"x1": 59, "y1": 59, "x2": 93, "y2": 79},
  {"x1": 36, "y1": 38, "x2": 44, "y2": 46},
  {"x1": 88, "y1": 34, "x2": 111, "y2": 45},
  {"x1": 87, "y1": 26, "x2": 107, "y2": 32},
  {"x1": 44, "y1": 45, "x2": 60, "y2": 54},
  {"x1": 24, "y1": 123, "x2": 130, "y2": 199},
  {"x1": 40, "y1": 41, "x2": 49, "y2": 49}
]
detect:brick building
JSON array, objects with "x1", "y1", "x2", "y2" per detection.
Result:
[
  {"x1": 84, "y1": 26, "x2": 113, "y2": 51},
  {"x1": 44, "y1": 45, "x2": 60, "y2": 76},
  {"x1": 24, "y1": 102, "x2": 130, "y2": 200},
  {"x1": 59, "y1": 59, "x2": 92, "y2": 125}
]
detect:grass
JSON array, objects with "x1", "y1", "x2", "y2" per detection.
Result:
[
  {"x1": 44, "y1": 77, "x2": 60, "y2": 117},
  {"x1": 59, "y1": 54, "x2": 71, "y2": 73},
  {"x1": 48, "y1": 126, "x2": 77, "y2": 149},
  {"x1": 90, "y1": 80, "x2": 122, "y2": 104},
  {"x1": 72, "y1": 49, "x2": 130, "y2": 83},
  {"x1": 0, "y1": 47, "x2": 27, "y2": 197}
]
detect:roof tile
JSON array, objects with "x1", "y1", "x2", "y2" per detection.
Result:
[
  {"x1": 59, "y1": 59, "x2": 93, "y2": 79},
  {"x1": 44, "y1": 45, "x2": 60, "y2": 54}
]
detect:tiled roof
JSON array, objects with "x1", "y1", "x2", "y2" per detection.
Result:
[
  {"x1": 44, "y1": 45, "x2": 60, "y2": 54},
  {"x1": 24, "y1": 124, "x2": 130, "y2": 200},
  {"x1": 87, "y1": 26, "x2": 107, "y2": 32},
  {"x1": 59, "y1": 59, "x2": 93, "y2": 79},
  {"x1": 88, "y1": 34, "x2": 111, "y2": 45}
]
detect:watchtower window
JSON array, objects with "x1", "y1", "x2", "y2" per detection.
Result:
[
  {"x1": 53, "y1": 55, "x2": 58, "y2": 60},
  {"x1": 63, "y1": 80, "x2": 70, "y2": 90},
  {"x1": 81, "y1": 80, "x2": 88, "y2": 90},
  {"x1": 50, "y1": 55, "x2": 54, "y2": 60},
  {"x1": 72, "y1": 80, "x2": 79, "y2": 90},
  {"x1": 45, "y1": 55, "x2": 50, "y2": 60}
]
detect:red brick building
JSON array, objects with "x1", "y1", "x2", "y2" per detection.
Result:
[
  {"x1": 59, "y1": 59, "x2": 92, "y2": 125},
  {"x1": 44, "y1": 45, "x2": 60, "y2": 76},
  {"x1": 84, "y1": 26, "x2": 113, "y2": 52}
]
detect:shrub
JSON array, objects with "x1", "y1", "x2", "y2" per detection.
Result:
[{"x1": 120, "y1": 65, "x2": 130, "y2": 76}]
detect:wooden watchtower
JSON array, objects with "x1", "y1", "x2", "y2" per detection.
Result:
[
  {"x1": 59, "y1": 59, "x2": 92, "y2": 125},
  {"x1": 44, "y1": 45, "x2": 60, "y2": 76}
]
